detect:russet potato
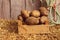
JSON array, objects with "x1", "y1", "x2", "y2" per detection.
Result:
[
  {"x1": 39, "y1": 7, "x2": 48, "y2": 16},
  {"x1": 18, "y1": 7, "x2": 49, "y2": 25},
  {"x1": 25, "y1": 17, "x2": 39, "y2": 25},
  {"x1": 31, "y1": 10, "x2": 40, "y2": 17},
  {"x1": 21, "y1": 10, "x2": 31, "y2": 18},
  {"x1": 40, "y1": 16, "x2": 49, "y2": 24}
]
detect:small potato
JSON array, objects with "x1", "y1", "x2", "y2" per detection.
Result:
[
  {"x1": 25, "y1": 17, "x2": 39, "y2": 25},
  {"x1": 28, "y1": 11, "x2": 31, "y2": 14},
  {"x1": 39, "y1": 7, "x2": 48, "y2": 16},
  {"x1": 18, "y1": 15, "x2": 23, "y2": 21},
  {"x1": 31, "y1": 10, "x2": 40, "y2": 17},
  {"x1": 21, "y1": 10, "x2": 31, "y2": 18},
  {"x1": 40, "y1": 16, "x2": 49, "y2": 25}
]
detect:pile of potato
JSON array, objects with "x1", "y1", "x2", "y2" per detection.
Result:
[{"x1": 18, "y1": 7, "x2": 49, "y2": 25}]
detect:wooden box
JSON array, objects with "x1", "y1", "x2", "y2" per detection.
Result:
[{"x1": 18, "y1": 20, "x2": 52, "y2": 34}]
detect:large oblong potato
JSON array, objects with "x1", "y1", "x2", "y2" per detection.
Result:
[
  {"x1": 25, "y1": 17, "x2": 39, "y2": 25},
  {"x1": 21, "y1": 10, "x2": 31, "y2": 18},
  {"x1": 40, "y1": 16, "x2": 49, "y2": 24},
  {"x1": 39, "y1": 7, "x2": 48, "y2": 16},
  {"x1": 31, "y1": 10, "x2": 40, "y2": 17}
]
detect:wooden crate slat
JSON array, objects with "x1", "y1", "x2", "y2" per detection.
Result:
[
  {"x1": 2, "y1": 0, "x2": 10, "y2": 19},
  {"x1": 0, "y1": 0, "x2": 3, "y2": 18},
  {"x1": 26, "y1": 0, "x2": 33, "y2": 10},
  {"x1": 18, "y1": 24, "x2": 51, "y2": 34}
]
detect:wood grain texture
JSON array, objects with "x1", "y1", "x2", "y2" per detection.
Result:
[
  {"x1": 26, "y1": 0, "x2": 33, "y2": 11},
  {"x1": 2, "y1": 0, "x2": 10, "y2": 19},
  {"x1": 26, "y1": 0, "x2": 41, "y2": 10},
  {"x1": 11, "y1": 0, "x2": 25, "y2": 19},
  {"x1": 0, "y1": 0, "x2": 56, "y2": 19},
  {"x1": 18, "y1": 25, "x2": 51, "y2": 34},
  {"x1": 0, "y1": 0, "x2": 3, "y2": 18},
  {"x1": 0, "y1": 0, "x2": 41, "y2": 19}
]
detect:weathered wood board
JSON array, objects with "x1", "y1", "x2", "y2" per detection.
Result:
[
  {"x1": 11, "y1": 0, "x2": 25, "y2": 19},
  {"x1": 0, "y1": 0, "x2": 60, "y2": 19},
  {"x1": 0, "y1": 0, "x2": 3, "y2": 18},
  {"x1": 0, "y1": 0, "x2": 41, "y2": 19},
  {"x1": 2, "y1": 0, "x2": 10, "y2": 19},
  {"x1": 18, "y1": 25, "x2": 51, "y2": 34}
]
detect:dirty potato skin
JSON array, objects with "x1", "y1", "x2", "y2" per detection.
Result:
[
  {"x1": 31, "y1": 10, "x2": 40, "y2": 17},
  {"x1": 25, "y1": 17, "x2": 39, "y2": 25},
  {"x1": 39, "y1": 7, "x2": 48, "y2": 16},
  {"x1": 21, "y1": 10, "x2": 31, "y2": 18},
  {"x1": 40, "y1": 16, "x2": 49, "y2": 25},
  {"x1": 18, "y1": 15, "x2": 23, "y2": 21}
]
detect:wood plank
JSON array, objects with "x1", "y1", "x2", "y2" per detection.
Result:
[
  {"x1": 2, "y1": 0, "x2": 10, "y2": 19},
  {"x1": 33, "y1": 0, "x2": 42, "y2": 9},
  {"x1": 26, "y1": 0, "x2": 33, "y2": 11},
  {"x1": 18, "y1": 25, "x2": 51, "y2": 34},
  {"x1": 11, "y1": 0, "x2": 25, "y2": 19},
  {"x1": 0, "y1": 0, "x2": 3, "y2": 18},
  {"x1": 26, "y1": 0, "x2": 41, "y2": 10}
]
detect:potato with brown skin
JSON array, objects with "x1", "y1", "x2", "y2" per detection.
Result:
[
  {"x1": 25, "y1": 17, "x2": 39, "y2": 25},
  {"x1": 21, "y1": 10, "x2": 31, "y2": 18},
  {"x1": 18, "y1": 15, "x2": 27, "y2": 25},
  {"x1": 18, "y1": 15, "x2": 23, "y2": 21},
  {"x1": 28, "y1": 11, "x2": 31, "y2": 14},
  {"x1": 39, "y1": 7, "x2": 48, "y2": 16},
  {"x1": 40, "y1": 16, "x2": 49, "y2": 25},
  {"x1": 31, "y1": 10, "x2": 40, "y2": 17}
]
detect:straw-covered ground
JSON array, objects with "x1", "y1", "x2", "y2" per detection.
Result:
[{"x1": 0, "y1": 19, "x2": 60, "y2": 40}]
